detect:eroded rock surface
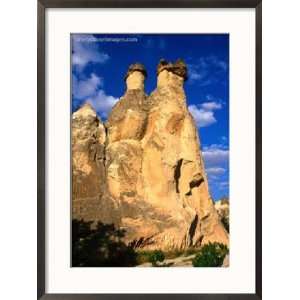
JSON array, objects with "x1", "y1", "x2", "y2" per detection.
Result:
[
  {"x1": 215, "y1": 198, "x2": 229, "y2": 219},
  {"x1": 72, "y1": 60, "x2": 229, "y2": 251},
  {"x1": 72, "y1": 103, "x2": 121, "y2": 225},
  {"x1": 215, "y1": 198, "x2": 230, "y2": 233},
  {"x1": 72, "y1": 103, "x2": 106, "y2": 201},
  {"x1": 137, "y1": 59, "x2": 228, "y2": 249}
]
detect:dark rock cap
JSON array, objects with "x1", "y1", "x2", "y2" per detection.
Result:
[
  {"x1": 124, "y1": 63, "x2": 147, "y2": 81},
  {"x1": 157, "y1": 59, "x2": 188, "y2": 81}
]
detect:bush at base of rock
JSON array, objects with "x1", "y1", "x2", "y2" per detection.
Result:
[
  {"x1": 148, "y1": 250, "x2": 165, "y2": 266},
  {"x1": 136, "y1": 250, "x2": 166, "y2": 266},
  {"x1": 192, "y1": 242, "x2": 229, "y2": 267},
  {"x1": 72, "y1": 219, "x2": 137, "y2": 267}
]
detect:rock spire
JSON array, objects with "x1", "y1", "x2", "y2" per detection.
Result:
[{"x1": 72, "y1": 60, "x2": 228, "y2": 251}]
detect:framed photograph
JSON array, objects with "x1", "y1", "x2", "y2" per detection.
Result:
[{"x1": 38, "y1": 0, "x2": 262, "y2": 299}]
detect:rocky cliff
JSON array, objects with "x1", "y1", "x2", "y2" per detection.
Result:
[
  {"x1": 72, "y1": 60, "x2": 229, "y2": 251},
  {"x1": 215, "y1": 198, "x2": 230, "y2": 232}
]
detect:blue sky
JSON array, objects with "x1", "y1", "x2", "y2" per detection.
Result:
[{"x1": 72, "y1": 34, "x2": 229, "y2": 201}]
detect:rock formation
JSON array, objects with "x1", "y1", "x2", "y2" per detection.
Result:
[
  {"x1": 72, "y1": 60, "x2": 229, "y2": 251},
  {"x1": 215, "y1": 198, "x2": 229, "y2": 218},
  {"x1": 215, "y1": 198, "x2": 230, "y2": 232},
  {"x1": 72, "y1": 103, "x2": 120, "y2": 225}
]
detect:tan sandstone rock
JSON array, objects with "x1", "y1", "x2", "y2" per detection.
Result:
[
  {"x1": 72, "y1": 60, "x2": 229, "y2": 251},
  {"x1": 136, "y1": 59, "x2": 228, "y2": 249},
  {"x1": 72, "y1": 103, "x2": 121, "y2": 225},
  {"x1": 215, "y1": 198, "x2": 230, "y2": 218},
  {"x1": 106, "y1": 64, "x2": 148, "y2": 144},
  {"x1": 215, "y1": 198, "x2": 230, "y2": 233},
  {"x1": 105, "y1": 63, "x2": 147, "y2": 204},
  {"x1": 72, "y1": 103, "x2": 106, "y2": 201}
]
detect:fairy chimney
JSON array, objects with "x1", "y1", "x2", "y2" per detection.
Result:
[
  {"x1": 124, "y1": 63, "x2": 147, "y2": 90},
  {"x1": 157, "y1": 59, "x2": 188, "y2": 89}
]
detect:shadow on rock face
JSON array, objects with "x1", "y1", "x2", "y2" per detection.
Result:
[{"x1": 72, "y1": 219, "x2": 137, "y2": 267}]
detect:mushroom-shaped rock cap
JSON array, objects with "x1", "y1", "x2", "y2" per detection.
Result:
[
  {"x1": 124, "y1": 63, "x2": 147, "y2": 81},
  {"x1": 157, "y1": 59, "x2": 188, "y2": 81}
]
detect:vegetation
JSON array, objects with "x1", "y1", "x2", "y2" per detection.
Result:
[
  {"x1": 72, "y1": 219, "x2": 137, "y2": 267},
  {"x1": 136, "y1": 248, "x2": 200, "y2": 265},
  {"x1": 192, "y1": 242, "x2": 228, "y2": 267},
  {"x1": 135, "y1": 251, "x2": 151, "y2": 265},
  {"x1": 163, "y1": 248, "x2": 199, "y2": 259},
  {"x1": 136, "y1": 250, "x2": 165, "y2": 266},
  {"x1": 148, "y1": 250, "x2": 165, "y2": 266},
  {"x1": 72, "y1": 219, "x2": 229, "y2": 268}
]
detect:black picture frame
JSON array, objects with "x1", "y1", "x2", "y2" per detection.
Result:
[{"x1": 37, "y1": 0, "x2": 262, "y2": 299}]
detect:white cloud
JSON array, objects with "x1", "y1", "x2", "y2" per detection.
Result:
[
  {"x1": 73, "y1": 72, "x2": 118, "y2": 119},
  {"x1": 203, "y1": 145, "x2": 229, "y2": 190},
  {"x1": 188, "y1": 98, "x2": 222, "y2": 128},
  {"x1": 202, "y1": 144, "x2": 229, "y2": 167},
  {"x1": 72, "y1": 73, "x2": 103, "y2": 99},
  {"x1": 187, "y1": 56, "x2": 227, "y2": 85},
  {"x1": 208, "y1": 56, "x2": 228, "y2": 71},
  {"x1": 86, "y1": 90, "x2": 118, "y2": 118},
  {"x1": 206, "y1": 167, "x2": 226, "y2": 175},
  {"x1": 201, "y1": 101, "x2": 222, "y2": 110},
  {"x1": 187, "y1": 64, "x2": 206, "y2": 81},
  {"x1": 72, "y1": 34, "x2": 109, "y2": 70},
  {"x1": 221, "y1": 136, "x2": 227, "y2": 142},
  {"x1": 202, "y1": 143, "x2": 229, "y2": 196},
  {"x1": 188, "y1": 105, "x2": 217, "y2": 127},
  {"x1": 219, "y1": 181, "x2": 229, "y2": 189},
  {"x1": 203, "y1": 144, "x2": 228, "y2": 151}
]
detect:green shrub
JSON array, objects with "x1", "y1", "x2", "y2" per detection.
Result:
[
  {"x1": 136, "y1": 251, "x2": 153, "y2": 265},
  {"x1": 192, "y1": 243, "x2": 228, "y2": 267},
  {"x1": 148, "y1": 250, "x2": 165, "y2": 266}
]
